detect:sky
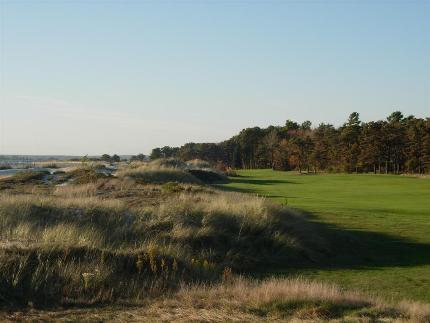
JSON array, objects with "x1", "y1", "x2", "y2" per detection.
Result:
[{"x1": 0, "y1": 0, "x2": 429, "y2": 156}]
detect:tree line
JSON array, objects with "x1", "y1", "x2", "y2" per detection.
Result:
[{"x1": 151, "y1": 111, "x2": 430, "y2": 174}]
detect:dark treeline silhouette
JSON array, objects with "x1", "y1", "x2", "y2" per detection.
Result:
[{"x1": 150, "y1": 112, "x2": 430, "y2": 174}]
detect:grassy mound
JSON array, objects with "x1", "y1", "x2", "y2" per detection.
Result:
[
  {"x1": 0, "y1": 171, "x2": 49, "y2": 184},
  {"x1": 151, "y1": 192, "x2": 328, "y2": 269},
  {"x1": 0, "y1": 171, "x2": 50, "y2": 191},
  {"x1": 0, "y1": 190, "x2": 327, "y2": 306},
  {"x1": 68, "y1": 167, "x2": 110, "y2": 184},
  {"x1": 117, "y1": 165, "x2": 201, "y2": 184},
  {"x1": 119, "y1": 160, "x2": 230, "y2": 185}
]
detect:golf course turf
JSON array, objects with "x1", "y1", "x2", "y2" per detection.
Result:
[{"x1": 219, "y1": 170, "x2": 430, "y2": 302}]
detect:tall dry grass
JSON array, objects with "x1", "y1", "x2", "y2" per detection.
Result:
[
  {"x1": 8, "y1": 277, "x2": 428, "y2": 322},
  {"x1": 0, "y1": 190, "x2": 326, "y2": 263},
  {"x1": 54, "y1": 183, "x2": 98, "y2": 198},
  {"x1": 0, "y1": 189, "x2": 330, "y2": 306},
  {"x1": 158, "y1": 277, "x2": 430, "y2": 322}
]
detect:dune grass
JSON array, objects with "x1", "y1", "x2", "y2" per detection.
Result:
[
  {"x1": 117, "y1": 161, "x2": 227, "y2": 185},
  {"x1": 4, "y1": 277, "x2": 430, "y2": 322},
  {"x1": 219, "y1": 170, "x2": 430, "y2": 302},
  {"x1": 0, "y1": 171, "x2": 49, "y2": 184},
  {"x1": 0, "y1": 187, "x2": 329, "y2": 307},
  {"x1": 117, "y1": 165, "x2": 202, "y2": 184}
]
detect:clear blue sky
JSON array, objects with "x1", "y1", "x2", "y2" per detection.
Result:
[{"x1": 1, "y1": 0, "x2": 429, "y2": 155}]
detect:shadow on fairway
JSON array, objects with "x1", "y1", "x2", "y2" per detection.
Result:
[
  {"x1": 216, "y1": 181, "x2": 430, "y2": 272},
  {"x1": 307, "y1": 218, "x2": 430, "y2": 270}
]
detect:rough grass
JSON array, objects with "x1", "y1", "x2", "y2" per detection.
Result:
[
  {"x1": 0, "y1": 192, "x2": 326, "y2": 265},
  {"x1": 0, "y1": 189, "x2": 327, "y2": 307},
  {"x1": 54, "y1": 183, "x2": 98, "y2": 198},
  {"x1": 3, "y1": 277, "x2": 429, "y2": 322},
  {"x1": 68, "y1": 167, "x2": 109, "y2": 184},
  {"x1": 167, "y1": 277, "x2": 430, "y2": 322}
]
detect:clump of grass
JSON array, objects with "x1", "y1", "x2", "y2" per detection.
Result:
[
  {"x1": 54, "y1": 183, "x2": 98, "y2": 198},
  {"x1": 161, "y1": 182, "x2": 184, "y2": 193},
  {"x1": 159, "y1": 277, "x2": 429, "y2": 322},
  {"x1": 0, "y1": 246, "x2": 194, "y2": 307},
  {"x1": 152, "y1": 192, "x2": 328, "y2": 270},
  {"x1": 69, "y1": 166, "x2": 109, "y2": 184}
]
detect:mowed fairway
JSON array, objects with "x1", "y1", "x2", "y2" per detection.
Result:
[{"x1": 219, "y1": 170, "x2": 430, "y2": 302}]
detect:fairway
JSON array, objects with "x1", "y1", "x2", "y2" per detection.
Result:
[{"x1": 219, "y1": 170, "x2": 430, "y2": 302}]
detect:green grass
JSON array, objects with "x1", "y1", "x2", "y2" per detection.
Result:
[{"x1": 219, "y1": 170, "x2": 430, "y2": 302}]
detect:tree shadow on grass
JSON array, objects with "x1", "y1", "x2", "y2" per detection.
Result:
[
  {"x1": 276, "y1": 212, "x2": 430, "y2": 274},
  {"x1": 216, "y1": 183, "x2": 430, "y2": 272},
  {"x1": 309, "y1": 220, "x2": 430, "y2": 270}
]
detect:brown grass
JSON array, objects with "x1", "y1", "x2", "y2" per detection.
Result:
[
  {"x1": 2, "y1": 277, "x2": 429, "y2": 322},
  {"x1": 54, "y1": 183, "x2": 98, "y2": 198}
]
